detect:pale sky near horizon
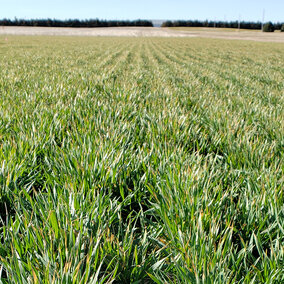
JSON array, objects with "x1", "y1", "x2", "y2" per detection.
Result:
[{"x1": 1, "y1": 0, "x2": 283, "y2": 22}]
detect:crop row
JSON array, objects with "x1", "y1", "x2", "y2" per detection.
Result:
[{"x1": 0, "y1": 36, "x2": 283, "y2": 283}]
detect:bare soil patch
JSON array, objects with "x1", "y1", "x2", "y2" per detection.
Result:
[
  {"x1": 0, "y1": 26, "x2": 189, "y2": 38},
  {"x1": 0, "y1": 26, "x2": 283, "y2": 43},
  {"x1": 169, "y1": 27, "x2": 284, "y2": 43}
]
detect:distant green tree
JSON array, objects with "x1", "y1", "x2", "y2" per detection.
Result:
[
  {"x1": 161, "y1": 21, "x2": 173, "y2": 27},
  {"x1": 281, "y1": 24, "x2": 284, "y2": 32},
  {"x1": 263, "y1": 22, "x2": 275, "y2": 32},
  {"x1": 0, "y1": 18, "x2": 153, "y2": 28}
]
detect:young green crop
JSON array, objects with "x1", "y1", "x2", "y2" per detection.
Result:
[{"x1": 0, "y1": 36, "x2": 283, "y2": 283}]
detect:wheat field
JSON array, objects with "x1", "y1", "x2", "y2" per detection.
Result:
[{"x1": 0, "y1": 36, "x2": 283, "y2": 283}]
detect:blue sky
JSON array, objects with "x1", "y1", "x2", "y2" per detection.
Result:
[{"x1": 1, "y1": 0, "x2": 283, "y2": 22}]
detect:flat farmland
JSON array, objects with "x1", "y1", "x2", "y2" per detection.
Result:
[
  {"x1": 1, "y1": 26, "x2": 284, "y2": 42},
  {"x1": 0, "y1": 36, "x2": 283, "y2": 283}
]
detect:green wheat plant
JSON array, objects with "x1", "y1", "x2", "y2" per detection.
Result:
[{"x1": 0, "y1": 36, "x2": 283, "y2": 283}]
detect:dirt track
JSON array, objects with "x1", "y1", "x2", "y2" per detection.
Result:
[{"x1": 0, "y1": 26, "x2": 283, "y2": 43}]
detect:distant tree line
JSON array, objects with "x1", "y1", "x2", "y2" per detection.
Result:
[
  {"x1": 0, "y1": 18, "x2": 153, "y2": 27},
  {"x1": 161, "y1": 20, "x2": 284, "y2": 30}
]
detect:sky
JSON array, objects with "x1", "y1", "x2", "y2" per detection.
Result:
[{"x1": 1, "y1": 0, "x2": 283, "y2": 22}]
